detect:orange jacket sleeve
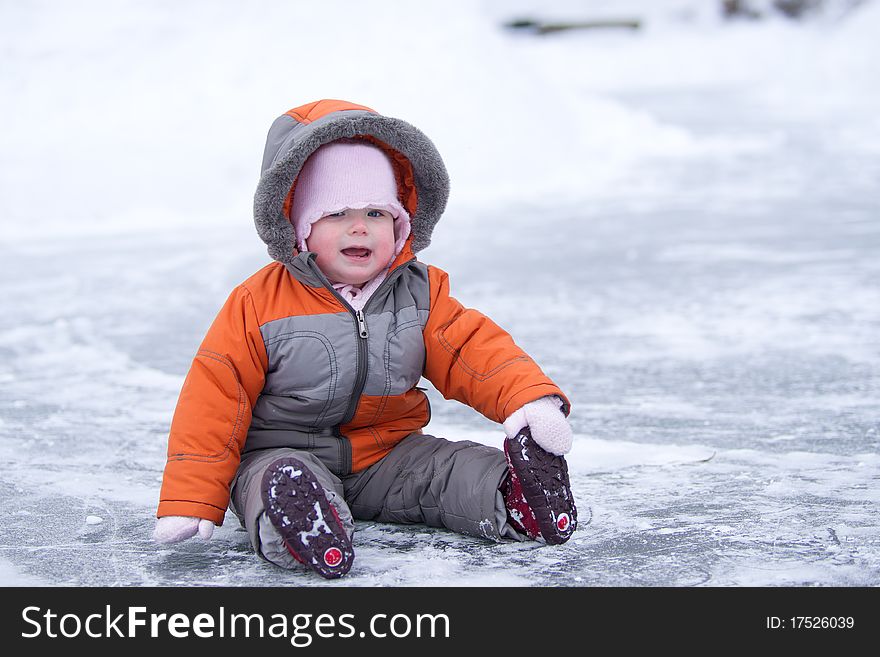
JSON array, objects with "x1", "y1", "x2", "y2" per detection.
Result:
[
  {"x1": 157, "y1": 285, "x2": 268, "y2": 524},
  {"x1": 422, "y1": 266, "x2": 570, "y2": 424}
]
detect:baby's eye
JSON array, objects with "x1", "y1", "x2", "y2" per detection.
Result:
[
  {"x1": 325, "y1": 211, "x2": 346, "y2": 218},
  {"x1": 367, "y1": 209, "x2": 388, "y2": 218}
]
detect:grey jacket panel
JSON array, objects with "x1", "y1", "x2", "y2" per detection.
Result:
[
  {"x1": 360, "y1": 305, "x2": 430, "y2": 397},
  {"x1": 360, "y1": 260, "x2": 431, "y2": 397},
  {"x1": 254, "y1": 107, "x2": 450, "y2": 266},
  {"x1": 255, "y1": 311, "x2": 357, "y2": 428}
]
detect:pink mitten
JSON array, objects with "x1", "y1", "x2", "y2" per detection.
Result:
[
  {"x1": 503, "y1": 395, "x2": 572, "y2": 455},
  {"x1": 153, "y1": 516, "x2": 215, "y2": 544}
]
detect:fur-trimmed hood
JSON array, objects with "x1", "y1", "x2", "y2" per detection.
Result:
[{"x1": 254, "y1": 99, "x2": 450, "y2": 267}]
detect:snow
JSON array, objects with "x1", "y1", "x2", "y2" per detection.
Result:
[{"x1": 1, "y1": 0, "x2": 878, "y2": 586}]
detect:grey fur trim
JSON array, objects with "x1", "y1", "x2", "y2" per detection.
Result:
[{"x1": 254, "y1": 112, "x2": 450, "y2": 266}]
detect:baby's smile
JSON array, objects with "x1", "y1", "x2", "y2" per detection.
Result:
[{"x1": 340, "y1": 246, "x2": 372, "y2": 260}]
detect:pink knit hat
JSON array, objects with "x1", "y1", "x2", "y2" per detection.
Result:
[{"x1": 290, "y1": 139, "x2": 411, "y2": 256}]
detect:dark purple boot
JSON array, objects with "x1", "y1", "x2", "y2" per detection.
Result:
[
  {"x1": 261, "y1": 457, "x2": 354, "y2": 578},
  {"x1": 502, "y1": 427, "x2": 577, "y2": 545}
]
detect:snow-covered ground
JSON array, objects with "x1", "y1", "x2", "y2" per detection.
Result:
[{"x1": 1, "y1": 0, "x2": 878, "y2": 586}]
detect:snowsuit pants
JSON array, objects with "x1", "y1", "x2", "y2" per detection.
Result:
[{"x1": 229, "y1": 433, "x2": 524, "y2": 569}]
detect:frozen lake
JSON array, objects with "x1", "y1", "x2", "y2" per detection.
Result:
[
  {"x1": 2, "y1": 82, "x2": 877, "y2": 587},
  {"x1": 1, "y1": 1, "x2": 878, "y2": 587}
]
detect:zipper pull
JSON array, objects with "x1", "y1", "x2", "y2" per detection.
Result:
[{"x1": 355, "y1": 310, "x2": 369, "y2": 339}]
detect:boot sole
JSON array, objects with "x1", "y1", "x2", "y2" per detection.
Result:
[
  {"x1": 505, "y1": 428, "x2": 577, "y2": 545},
  {"x1": 261, "y1": 457, "x2": 354, "y2": 578}
]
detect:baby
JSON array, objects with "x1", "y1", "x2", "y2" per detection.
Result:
[{"x1": 153, "y1": 99, "x2": 577, "y2": 578}]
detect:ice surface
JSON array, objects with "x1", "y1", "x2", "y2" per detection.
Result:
[{"x1": 0, "y1": 0, "x2": 878, "y2": 586}]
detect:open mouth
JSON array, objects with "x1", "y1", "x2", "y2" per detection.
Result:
[{"x1": 341, "y1": 247, "x2": 371, "y2": 260}]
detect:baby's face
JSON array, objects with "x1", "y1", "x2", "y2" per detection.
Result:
[{"x1": 307, "y1": 208, "x2": 396, "y2": 286}]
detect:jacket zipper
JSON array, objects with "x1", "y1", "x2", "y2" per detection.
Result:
[
  {"x1": 307, "y1": 256, "x2": 413, "y2": 473},
  {"x1": 355, "y1": 309, "x2": 369, "y2": 338},
  {"x1": 343, "y1": 308, "x2": 370, "y2": 426}
]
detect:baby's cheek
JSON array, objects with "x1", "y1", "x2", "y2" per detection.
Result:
[
  {"x1": 374, "y1": 247, "x2": 395, "y2": 272},
  {"x1": 377, "y1": 224, "x2": 397, "y2": 258}
]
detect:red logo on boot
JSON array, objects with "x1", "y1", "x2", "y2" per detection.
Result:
[
  {"x1": 556, "y1": 513, "x2": 570, "y2": 532},
  {"x1": 324, "y1": 547, "x2": 343, "y2": 567}
]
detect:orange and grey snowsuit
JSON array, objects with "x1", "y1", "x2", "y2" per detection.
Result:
[{"x1": 156, "y1": 100, "x2": 570, "y2": 551}]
